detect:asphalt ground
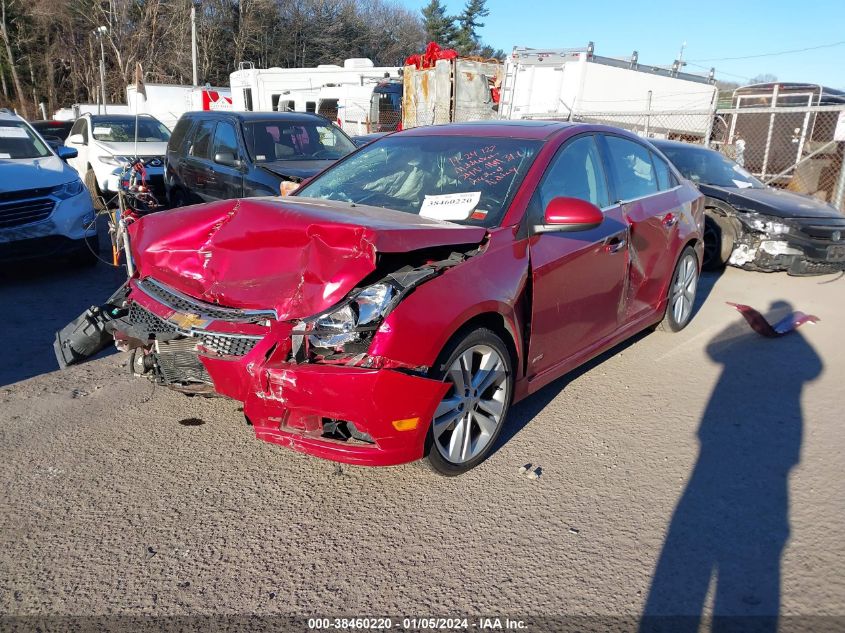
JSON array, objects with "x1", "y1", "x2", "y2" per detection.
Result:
[{"x1": 1, "y1": 259, "x2": 843, "y2": 632}]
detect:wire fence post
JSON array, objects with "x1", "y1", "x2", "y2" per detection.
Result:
[
  {"x1": 644, "y1": 90, "x2": 652, "y2": 137},
  {"x1": 834, "y1": 156, "x2": 845, "y2": 212}
]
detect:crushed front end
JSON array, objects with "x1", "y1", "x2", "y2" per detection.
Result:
[
  {"x1": 53, "y1": 248, "x2": 483, "y2": 466},
  {"x1": 728, "y1": 212, "x2": 845, "y2": 276}
]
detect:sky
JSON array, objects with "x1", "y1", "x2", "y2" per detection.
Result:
[{"x1": 401, "y1": 0, "x2": 845, "y2": 89}]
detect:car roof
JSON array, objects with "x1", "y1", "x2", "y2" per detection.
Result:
[
  {"x1": 650, "y1": 139, "x2": 714, "y2": 152},
  {"x1": 182, "y1": 110, "x2": 331, "y2": 124},
  {"x1": 0, "y1": 109, "x2": 23, "y2": 122},
  {"x1": 399, "y1": 119, "x2": 576, "y2": 140}
]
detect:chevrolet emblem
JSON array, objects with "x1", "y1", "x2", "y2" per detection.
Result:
[{"x1": 169, "y1": 312, "x2": 210, "y2": 330}]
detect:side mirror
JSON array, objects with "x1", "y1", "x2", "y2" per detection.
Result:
[
  {"x1": 214, "y1": 152, "x2": 240, "y2": 168},
  {"x1": 535, "y1": 197, "x2": 604, "y2": 234},
  {"x1": 67, "y1": 133, "x2": 85, "y2": 145},
  {"x1": 56, "y1": 146, "x2": 78, "y2": 161}
]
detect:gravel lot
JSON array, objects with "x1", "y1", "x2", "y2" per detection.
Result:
[{"x1": 0, "y1": 259, "x2": 843, "y2": 629}]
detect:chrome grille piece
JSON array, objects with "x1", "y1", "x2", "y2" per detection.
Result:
[
  {"x1": 136, "y1": 277, "x2": 276, "y2": 322},
  {"x1": 128, "y1": 302, "x2": 261, "y2": 358},
  {"x1": 0, "y1": 197, "x2": 55, "y2": 228}
]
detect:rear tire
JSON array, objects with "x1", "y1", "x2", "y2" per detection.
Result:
[
  {"x1": 659, "y1": 246, "x2": 699, "y2": 333},
  {"x1": 84, "y1": 169, "x2": 106, "y2": 211},
  {"x1": 702, "y1": 213, "x2": 735, "y2": 271},
  {"x1": 424, "y1": 328, "x2": 513, "y2": 476}
]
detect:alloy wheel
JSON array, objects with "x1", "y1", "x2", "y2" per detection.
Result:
[
  {"x1": 671, "y1": 253, "x2": 698, "y2": 326},
  {"x1": 432, "y1": 344, "x2": 509, "y2": 465}
]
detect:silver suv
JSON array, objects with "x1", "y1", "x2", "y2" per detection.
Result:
[{"x1": 0, "y1": 109, "x2": 98, "y2": 265}]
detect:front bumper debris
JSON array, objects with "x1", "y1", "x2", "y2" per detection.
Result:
[
  {"x1": 242, "y1": 363, "x2": 449, "y2": 466},
  {"x1": 54, "y1": 276, "x2": 450, "y2": 466},
  {"x1": 729, "y1": 216, "x2": 845, "y2": 276}
]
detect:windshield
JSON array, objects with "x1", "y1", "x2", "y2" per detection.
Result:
[
  {"x1": 91, "y1": 118, "x2": 170, "y2": 142},
  {"x1": 0, "y1": 121, "x2": 52, "y2": 159},
  {"x1": 244, "y1": 121, "x2": 355, "y2": 162},
  {"x1": 659, "y1": 145, "x2": 763, "y2": 189},
  {"x1": 297, "y1": 135, "x2": 542, "y2": 228}
]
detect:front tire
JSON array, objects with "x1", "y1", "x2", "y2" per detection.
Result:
[
  {"x1": 702, "y1": 213, "x2": 735, "y2": 271},
  {"x1": 84, "y1": 169, "x2": 106, "y2": 211},
  {"x1": 424, "y1": 328, "x2": 513, "y2": 476},
  {"x1": 659, "y1": 246, "x2": 699, "y2": 332}
]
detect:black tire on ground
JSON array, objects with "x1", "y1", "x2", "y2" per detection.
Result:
[
  {"x1": 84, "y1": 169, "x2": 106, "y2": 211},
  {"x1": 702, "y1": 212, "x2": 735, "y2": 271},
  {"x1": 423, "y1": 327, "x2": 514, "y2": 476},
  {"x1": 659, "y1": 246, "x2": 700, "y2": 333}
]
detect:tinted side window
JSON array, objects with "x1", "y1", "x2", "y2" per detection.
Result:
[
  {"x1": 212, "y1": 122, "x2": 239, "y2": 161},
  {"x1": 70, "y1": 118, "x2": 87, "y2": 143},
  {"x1": 605, "y1": 136, "x2": 659, "y2": 200},
  {"x1": 537, "y1": 135, "x2": 610, "y2": 210},
  {"x1": 651, "y1": 151, "x2": 675, "y2": 191},
  {"x1": 169, "y1": 117, "x2": 193, "y2": 155},
  {"x1": 189, "y1": 121, "x2": 215, "y2": 160}
]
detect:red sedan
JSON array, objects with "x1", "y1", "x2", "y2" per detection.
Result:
[{"x1": 55, "y1": 121, "x2": 704, "y2": 475}]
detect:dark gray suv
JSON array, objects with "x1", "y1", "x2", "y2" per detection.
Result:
[{"x1": 164, "y1": 111, "x2": 357, "y2": 206}]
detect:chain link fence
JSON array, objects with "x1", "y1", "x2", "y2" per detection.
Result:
[{"x1": 521, "y1": 105, "x2": 845, "y2": 212}]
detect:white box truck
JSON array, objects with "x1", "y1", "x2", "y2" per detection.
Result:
[
  {"x1": 126, "y1": 84, "x2": 232, "y2": 130},
  {"x1": 499, "y1": 46, "x2": 718, "y2": 138},
  {"x1": 229, "y1": 58, "x2": 401, "y2": 133}
]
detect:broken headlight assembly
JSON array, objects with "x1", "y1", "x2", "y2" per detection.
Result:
[
  {"x1": 744, "y1": 214, "x2": 791, "y2": 235},
  {"x1": 306, "y1": 283, "x2": 398, "y2": 352}
]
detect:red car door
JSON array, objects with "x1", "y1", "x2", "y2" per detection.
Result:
[
  {"x1": 601, "y1": 136, "x2": 682, "y2": 322},
  {"x1": 527, "y1": 135, "x2": 629, "y2": 380}
]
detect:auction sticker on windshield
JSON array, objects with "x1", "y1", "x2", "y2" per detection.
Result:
[
  {"x1": 419, "y1": 191, "x2": 481, "y2": 221},
  {"x1": 0, "y1": 127, "x2": 28, "y2": 138}
]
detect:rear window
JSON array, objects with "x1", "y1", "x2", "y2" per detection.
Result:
[
  {"x1": 168, "y1": 118, "x2": 194, "y2": 154},
  {"x1": 243, "y1": 121, "x2": 355, "y2": 162}
]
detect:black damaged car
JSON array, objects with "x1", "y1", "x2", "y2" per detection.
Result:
[
  {"x1": 164, "y1": 111, "x2": 356, "y2": 206},
  {"x1": 653, "y1": 139, "x2": 845, "y2": 275}
]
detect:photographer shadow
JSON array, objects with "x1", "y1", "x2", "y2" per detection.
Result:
[{"x1": 641, "y1": 301, "x2": 822, "y2": 632}]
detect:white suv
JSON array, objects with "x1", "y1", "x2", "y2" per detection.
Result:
[
  {"x1": 65, "y1": 113, "x2": 170, "y2": 209},
  {"x1": 0, "y1": 109, "x2": 98, "y2": 265}
]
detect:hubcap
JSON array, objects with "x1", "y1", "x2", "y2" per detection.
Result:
[
  {"x1": 432, "y1": 344, "x2": 509, "y2": 465},
  {"x1": 671, "y1": 254, "x2": 698, "y2": 325}
]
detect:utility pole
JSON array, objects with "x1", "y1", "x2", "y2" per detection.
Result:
[
  {"x1": 94, "y1": 26, "x2": 108, "y2": 114},
  {"x1": 191, "y1": 1, "x2": 200, "y2": 86}
]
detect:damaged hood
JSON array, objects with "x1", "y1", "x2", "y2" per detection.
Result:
[
  {"x1": 701, "y1": 184, "x2": 842, "y2": 220},
  {"x1": 258, "y1": 160, "x2": 335, "y2": 182},
  {"x1": 129, "y1": 197, "x2": 486, "y2": 319}
]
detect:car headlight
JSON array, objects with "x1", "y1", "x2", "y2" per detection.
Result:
[
  {"x1": 745, "y1": 215, "x2": 790, "y2": 235},
  {"x1": 98, "y1": 155, "x2": 130, "y2": 166},
  {"x1": 308, "y1": 283, "x2": 397, "y2": 349},
  {"x1": 52, "y1": 180, "x2": 85, "y2": 200}
]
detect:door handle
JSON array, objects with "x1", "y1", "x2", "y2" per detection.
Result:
[
  {"x1": 662, "y1": 213, "x2": 678, "y2": 227},
  {"x1": 604, "y1": 237, "x2": 627, "y2": 254}
]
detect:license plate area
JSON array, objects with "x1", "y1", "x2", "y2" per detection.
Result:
[{"x1": 827, "y1": 244, "x2": 845, "y2": 262}]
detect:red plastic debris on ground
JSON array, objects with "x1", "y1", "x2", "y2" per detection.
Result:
[{"x1": 727, "y1": 302, "x2": 819, "y2": 337}]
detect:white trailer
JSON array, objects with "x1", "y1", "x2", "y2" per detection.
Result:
[
  {"x1": 126, "y1": 84, "x2": 232, "y2": 130},
  {"x1": 53, "y1": 103, "x2": 131, "y2": 121},
  {"x1": 229, "y1": 58, "x2": 401, "y2": 130},
  {"x1": 499, "y1": 46, "x2": 718, "y2": 137}
]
